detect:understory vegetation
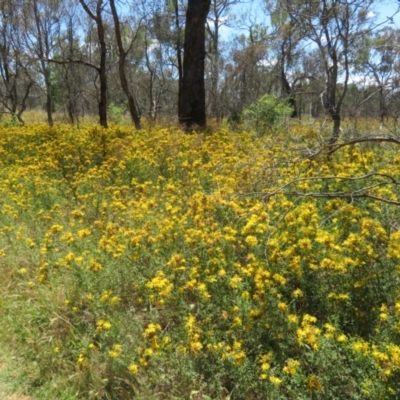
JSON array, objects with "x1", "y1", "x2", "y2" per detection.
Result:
[{"x1": 1, "y1": 119, "x2": 400, "y2": 399}]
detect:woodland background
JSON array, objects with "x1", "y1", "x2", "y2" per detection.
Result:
[{"x1": 2, "y1": 0, "x2": 400, "y2": 133}]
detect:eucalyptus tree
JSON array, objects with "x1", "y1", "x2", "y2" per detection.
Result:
[
  {"x1": 206, "y1": 0, "x2": 239, "y2": 120},
  {"x1": 53, "y1": 2, "x2": 86, "y2": 123},
  {"x1": 282, "y1": 0, "x2": 381, "y2": 143},
  {"x1": 109, "y1": 0, "x2": 142, "y2": 129},
  {"x1": 146, "y1": 0, "x2": 185, "y2": 118},
  {"x1": 357, "y1": 27, "x2": 400, "y2": 122},
  {"x1": 220, "y1": 20, "x2": 271, "y2": 117},
  {"x1": 265, "y1": 1, "x2": 306, "y2": 118},
  {"x1": 21, "y1": 0, "x2": 63, "y2": 126},
  {"x1": 78, "y1": 0, "x2": 108, "y2": 127},
  {"x1": 0, "y1": 0, "x2": 35, "y2": 123}
]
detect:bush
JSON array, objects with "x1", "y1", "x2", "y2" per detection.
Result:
[{"x1": 243, "y1": 94, "x2": 293, "y2": 135}]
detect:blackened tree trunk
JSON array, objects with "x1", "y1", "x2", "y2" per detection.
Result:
[{"x1": 179, "y1": 0, "x2": 211, "y2": 128}]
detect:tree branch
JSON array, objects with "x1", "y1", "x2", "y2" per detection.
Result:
[
  {"x1": 327, "y1": 135, "x2": 400, "y2": 154},
  {"x1": 43, "y1": 57, "x2": 100, "y2": 73},
  {"x1": 240, "y1": 172, "x2": 400, "y2": 206}
]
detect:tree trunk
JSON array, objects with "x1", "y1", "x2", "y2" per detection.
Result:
[
  {"x1": 209, "y1": 3, "x2": 220, "y2": 120},
  {"x1": 281, "y1": 64, "x2": 297, "y2": 118},
  {"x1": 179, "y1": 0, "x2": 211, "y2": 128},
  {"x1": 97, "y1": 8, "x2": 108, "y2": 128},
  {"x1": 110, "y1": 0, "x2": 141, "y2": 129},
  {"x1": 329, "y1": 112, "x2": 341, "y2": 145},
  {"x1": 379, "y1": 85, "x2": 388, "y2": 123},
  {"x1": 79, "y1": 0, "x2": 108, "y2": 128},
  {"x1": 173, "y1": 0, "x2": 183, "y2": 87},
  {"x1": 43, "y1": 69, "x2": 54, "y2": 127},
  {"x1": 32, "y1": 0, "x2": 54, "y2": 127},
  {"x1": 325, "y1": 53, "x2": 341, "y2": 144}
]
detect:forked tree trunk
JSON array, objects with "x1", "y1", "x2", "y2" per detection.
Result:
[
  {"x1": 110, "y1": 0, "x2": 141, "y2": 129},
  {"x1": 79, "y1": 0, "x2": 108, "y2": 128}
]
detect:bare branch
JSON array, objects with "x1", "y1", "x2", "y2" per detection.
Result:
[
  {"x1": 42, "y1": 57, "x2": 100, "y2": 72},
  {"x1": 327, "y1": 135, "x2": 400, "y2": 154},
  {"x1": 240, "y1": 172, "x2": 400, "y2": 207}
]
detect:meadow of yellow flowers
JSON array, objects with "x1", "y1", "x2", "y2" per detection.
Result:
[{"x1": 1, "y1": 120, "x2": 400, "y2": 399}]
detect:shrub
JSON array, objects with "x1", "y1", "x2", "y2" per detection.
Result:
[{"x1": 243, "y1": 94, "x2": 293, "y2": 135}]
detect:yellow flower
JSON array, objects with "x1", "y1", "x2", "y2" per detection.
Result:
[
  {"x1": 143, "y1": 323, "x2": 162, "y2": 338},
  {"x1": 298, "y1": 238, "x2": 312, "y2": 250},
  {"x1": 108, "y1": 344, "x2": 122, "y2": 358},
  {"x1": 78, "y1": 228, "x2": 91, "y2": 238},
  {"x1": 232, "y1": 316, "x2": 242, "y2": 326},
  {"x1": 96, "y1": 319, "x2": 112, "y2": 332},
  {"x1": 306, "y1": 375, "x2": 322, "y2": 391},
  {"x1": 144, "y1": 348, "x2": 153, "y2": 358},
  {"x1": 103, "y1": 321, "x2": 112, "y2": 330},
  {"x1": 293, "y1": 288, "x2": 303, "y2": 298},
  {"x1": 273, "y1": 273, "x2": 286, "y2": 285},
  {"x1": 190, "y1": 340, "x2": 203, "y2": 353},
  {"x1": 288, "y1": 314, "x2": 298, "y2": 324},
  {"x1": 269, "y1": 376, "x2": 282, "y2": 386},
  {"x1": 260, "y1": 362, "x2": 270, "y2": 371},
  {"x1": 283, "y1": 359, "x2": 300, "y2": 375},
  {"x1": 233, "y1": 350, "x2": 246, "y2": 365},
  {"x1": 110, "y1": 296, "x2": 121, "y2": 306},
  {"x1": 278, "y1": 302, "x2": 288, "y2": 312},
  {"x1": 336, "y1": 334, "x2": 347, "y2": 343},
  {"x1": 352, "y1": 341, "x2": 369, "y2": 355},
  {"x1": 77, "y1": 352, "x2": 89, "y2": 368},
  {"x1": 100, "y1": 290, "x2": 112, "y2": 303},
  {"x1": 177, "y1": 344, "x2": 187, "y2": 353},
  {"x1": 25, "y1": 238, "x2": 35, "y2": 247},
  {"x1": 245, "y1": 235, "x2": 258, "y2": 246},
  {"x1": 71, "y1": 209, "x2": 85, "y2": 219},
  {"x1": 50, "y1": 224, "x2": 63, "y2": 233},
  {"x1": 128, "y1": 363, "x2": 139, "y2": 375},
  {"x1": 229, "y1": 274, "x2": 243, "y2": 289}
]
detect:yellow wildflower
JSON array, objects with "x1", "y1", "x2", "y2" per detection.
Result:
[{"x1": 128, "y1": 363, "x2": 139, "y2": 375}]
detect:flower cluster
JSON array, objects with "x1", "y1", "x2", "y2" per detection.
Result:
[{"x1": 1, "y1": 121, "x2": 400, "y2": 398}]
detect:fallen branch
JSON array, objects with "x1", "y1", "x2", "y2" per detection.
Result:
[
  {"x1": 327, "y1": 134, "x2": 400, "y2": 155},
  {"x1": 240, "y1": 172, "x2": 400, "y2": 206}
]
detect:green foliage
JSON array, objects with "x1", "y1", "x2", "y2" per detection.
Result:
[
  {"x1": 242, "y1": 94, "x2": 293, "y2": 135},
  {"x1": 108, "y1": 102, "x2": 127, "y2": 122},
  {"x1": 0, "y1": 113, "x2": 23, "y2": 127}
]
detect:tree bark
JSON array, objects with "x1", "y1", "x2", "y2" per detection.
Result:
[
  {"x1": 32, "y1": 0, "x2": 54, "y2": 127},
  {"x1": 179, "y1": 0, "x2": 211, "y2": 128},
  {"x1": 109, "y1": 0, "x2": 141, "y2": 129},
  {"x1": 280, "y1": 62, "x2": 297, "y2": 118},
  {"x1": 78, "y1": 0, "x2": 108, "y2": 128},
  {"x1": 173, "y1": 0, "x2": 183, "y2": 88}
]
